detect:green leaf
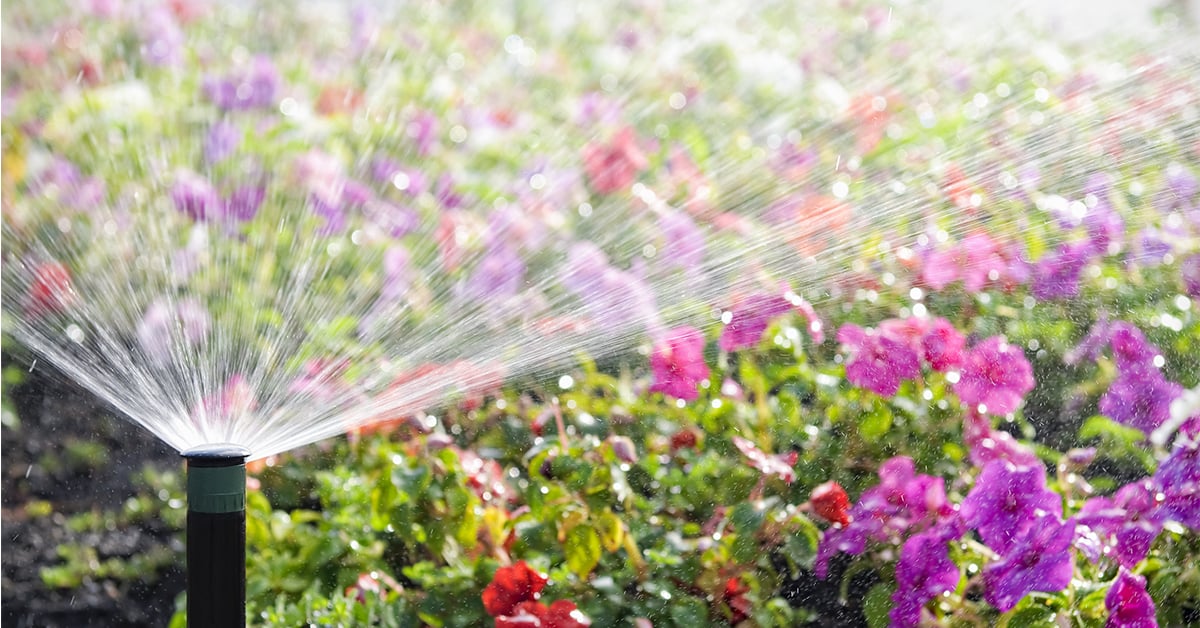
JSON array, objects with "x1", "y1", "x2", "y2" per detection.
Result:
[
  {"x1": 863, "y1": 582, "x2": 894, "y2": 628},
  {"x1": 564, "y1": 524, "x2": 602, "y2": 578},
  {"x1": 860, "y1": 404, "x2": 893, "y2": 442}
]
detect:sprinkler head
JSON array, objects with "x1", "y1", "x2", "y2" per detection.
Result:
[{"x1": 183, "y1": 443, "x2": 250, "y2": 514}]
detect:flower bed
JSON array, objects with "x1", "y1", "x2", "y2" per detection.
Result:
[{"x1": 2, "y1": 0, "x2": 1200, "y2": 626}]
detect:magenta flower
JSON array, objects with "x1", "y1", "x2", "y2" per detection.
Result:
[
  {"x1": 648, "y1": 326, "x2": 709, "y2": 401},
  {"x1": 838, "y1": 324, "x2": 920, "y2": 397},
  {"x1": 1105, "y1": 568, "x2": 1158, "y2": 628},
  {"x1": 1076, "y1": 479, "x2": 1164, "y2": 568},
  {"x1": 982, "y1": 514, "x2": 1075, "y2": 613},
  {"x1": 889, "y1": 520, "x2": 964, "y2": 628},
  {"x1": 960, "y1": 460, "x2": 1062, "y2": 554},
  {"x1": 1100, "y1": 366, "x2": 1182, "y2": 436},
  {"x1": 920, "y1": 317, "x2": 965, "y2": 372},
  {"x1": 731, "y1": 436, "x2": 797, "y2": 483},
  {"x1": 963, "y1": 410, "x2": 1038, "y2": 468},
  {"x1": 582, "y1": 127, "x2": 647, "y2": 195},
  {"x1": 954, "y1": 337, "x2": 1035, "y2": 415},
  {"x1": 815, "y1": 457, "x2": 951, "y2": 578},
  {"x1": 719, "y1": 293, "x2": 792, "y2": 352},
  {"x1": 1109, "y1": 322, "x2": 1160, "y2": 370}
]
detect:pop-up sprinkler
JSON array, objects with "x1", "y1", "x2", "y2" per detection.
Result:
[{"x1": 183, "y1": 444, "x2": 250, "y2": 627}]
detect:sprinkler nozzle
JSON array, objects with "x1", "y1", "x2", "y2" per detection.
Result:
[{"x1": 183, "y1": 443, "x2": 249, "y2": 627}]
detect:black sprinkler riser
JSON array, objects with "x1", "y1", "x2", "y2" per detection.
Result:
[{"x1": 184, "y1": 444, "x2": 249, "y2": 628}]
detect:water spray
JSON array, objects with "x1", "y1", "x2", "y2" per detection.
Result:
[{"x1": 183, "y1": 444, "x2": 250, "y2": 627}]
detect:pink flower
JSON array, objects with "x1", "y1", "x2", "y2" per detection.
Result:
[
  {"x1": 838, "y1": 323, "x2": 921, "y2": 397},
  {"x1": 920, "y1": 317, "x2": 966, "y2": 372},
  {"x1": 732, "y1": 436, "x2": 797, "y2": 483},
  {"x1": 582, "y1": 128, "x2": 647, "y2": 194},
  {"x1": 649, "y1": 326, "x2": 709, "y2": 401},
  {"x1": 954, "y1": 337, "x2": 1035, "y2": 415}
]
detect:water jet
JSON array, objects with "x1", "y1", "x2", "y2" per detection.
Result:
[{"x1": 183, "y1": 443, "x2": 250, "y2": 627}]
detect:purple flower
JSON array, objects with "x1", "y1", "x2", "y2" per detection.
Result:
[
  {"x1": 648, "y1": 326, "x2": 709, "y2": 401},
  {"x1": 921, "y1": 317, "x2": 965, "y2": 372},
  {"x1": 960, "y1": 460, "x2": 1062, "y2": 554},
  {"x1": 171, "y1": 172, "x2": 222, "y2": 221},
  {"x1": 1032, "y1": 240, "x2": 1092, "y2": 300},
  {"x1": 1076, "y1": 479, "x2": 1164, "y2": 568},
  {"x1": 203, "y1": 56, "x2": 281, "y2": 111},
  {"x1": 1153, "y1": 432, "x2": 1200, "y2": 529},
  {"x1": 1181, "y1": 254, "x2": 1200, "y2": 299},
  {"x1": 1164, "y1": 162, "x2": 1198, "y2": 202},
  {"x1": 982, "y1": 514, "x2": 1075, "y2": 613},
  {"x1": 409, "y1": 110, "x2": 438, "y2": 156},
  {"x1": 1066, "y1": 313, "x2": 1112, "y2": 366},
  {"x1": 657, "y1": 210, "x2": 706, "y2": 272},
  {"x1": 718, "y1": 293, "x2": 792, "y2": 352},
  {"x1": 1105, "y1": 568, "x2": 1158, "y2": 628},
  {"x1": 370, "y1": 158, "x2": 426, "y2": 196},
  {"x1": 953, "y1": 337, "x2": 1035, "y2": 415},
  {"x1": 225, "y1": 185, "x2": 264, "y2": 222},
  {"x1": 311, "y1": 194, "x2": 346, "y2": 235},
  {"x1": 1108, "y1": 322, "x2": 1159, "y2": 371},
  {"x1": 462, "y1": 242, "x2": 525, "y2": 302},
  {"x1": 815, "y1": 457, "x2": 950, "y2": 578},
  {"x1": 889, "y1": 521, "x2": 964, "y2": 628},
  {"x1": 1085, "y1": 202, "x2": 1124, "y2": 254},
  {"x1": 140, "y1": 7, "x2": 183, "y2": 66},
  {"x1": 380, "y1": 245, "x2": 411, "y2": 301},
  {"x1": 1084, "y1": 171, "x2": 1115, "y2": 200},
  {"x1": 434, "y1": 174, "x2": 465, "y2": 209},
  {"x1": 838, "y1": 324, "x2": 921, "y2": 397},
  {"x1": 365, "y1": 200, "x2": 418, "y2": 238},
  {"x1": 137, "y1": 298, "x2": 211, "y2": 367},
  {"x1": 1128, "y1": 229, "x2": 1171, "y2": 267},
  {"x1": 1100, "y1": 365, "x2": 1182, "y2": 436},
  {"x1": 560, "y1": 243, "x2": 660, "y2": 332},
  {"x1": 204, "y1": 121, "x2": 241, "y2": 165}
]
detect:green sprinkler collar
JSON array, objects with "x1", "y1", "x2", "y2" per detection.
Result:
[{"x1": 183, "y1": 444, "x2": 251, "y2": 514}]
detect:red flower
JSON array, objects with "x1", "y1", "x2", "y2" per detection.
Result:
[
  {"x1": 496, "y1": 600, "x2": 592, "y2": 628},
  {"x1": 669, "y1": 428, "x2": 699, "y2": 451},
  {"x1": 483, "y1": 561, "x2": 548, "y2": 617},
  {"x1": 810, "y1": 481, "x2": 851, "y2": 526},
  {"x1": 27, "y1": 261, "x2": 74, "y2": 316},
  {"x1": 345, "y1": 572, "x2": 383, "y2": 603},
  {"x1": 582, "y1": 128, "x2": 647, "y2": 194},
  {"x1": 721, "y1": 577, "x2": 752, "y2": 625}
]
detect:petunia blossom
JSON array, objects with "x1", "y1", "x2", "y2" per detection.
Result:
[
  {"x1": 815, "y1": 456, "x2": 951, "y2": 578},
  {"x1": 960, "y1": 460, "x2": 1062, "y2": 554},
  {"x1": 838, "y1": 324, "x2": 920, "y2": 397},
  {"x1": 953, "y1": 337, "x2": 1035, "y2": 415},
  {"x1": 1152, "y1": 431, "x2": 1200, "y2": 529},
  {"x1": 1031, "y1": 240, "x2": 1093, "y2": 300},
  {"x1": 889, "y1": 520, "x2": 964, "y2": 628},
  {"x1": 982, "y1": 514, "x2": 1075, "y2": 613},
  {"x1": 1100, "y1": 365, "x2": 1182, "y2": 436},
  {"x1": 718, "y1": 293, "x2": 792, "y2": 352},
  {"x1": 1105, "y1": 568, "x2": 1158, "y2": 628},
  {"x1": 648, "y1": 326, "x2": 709, "y2": 401},
  {"x1": 920, "y1": 317, "x2": 966, "y2": 372},
  {"x1": 1076, "y1": 479, "x2": 1164, "y2": 568}
]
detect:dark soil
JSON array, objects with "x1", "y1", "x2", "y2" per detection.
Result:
[{"x1": 2, "y1": 352, "x2": 182, "y2": 627}]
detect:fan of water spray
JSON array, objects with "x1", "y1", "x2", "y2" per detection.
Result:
[{"x1": 3, "y1": 0, "x2": 1199, "y2": 466}]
